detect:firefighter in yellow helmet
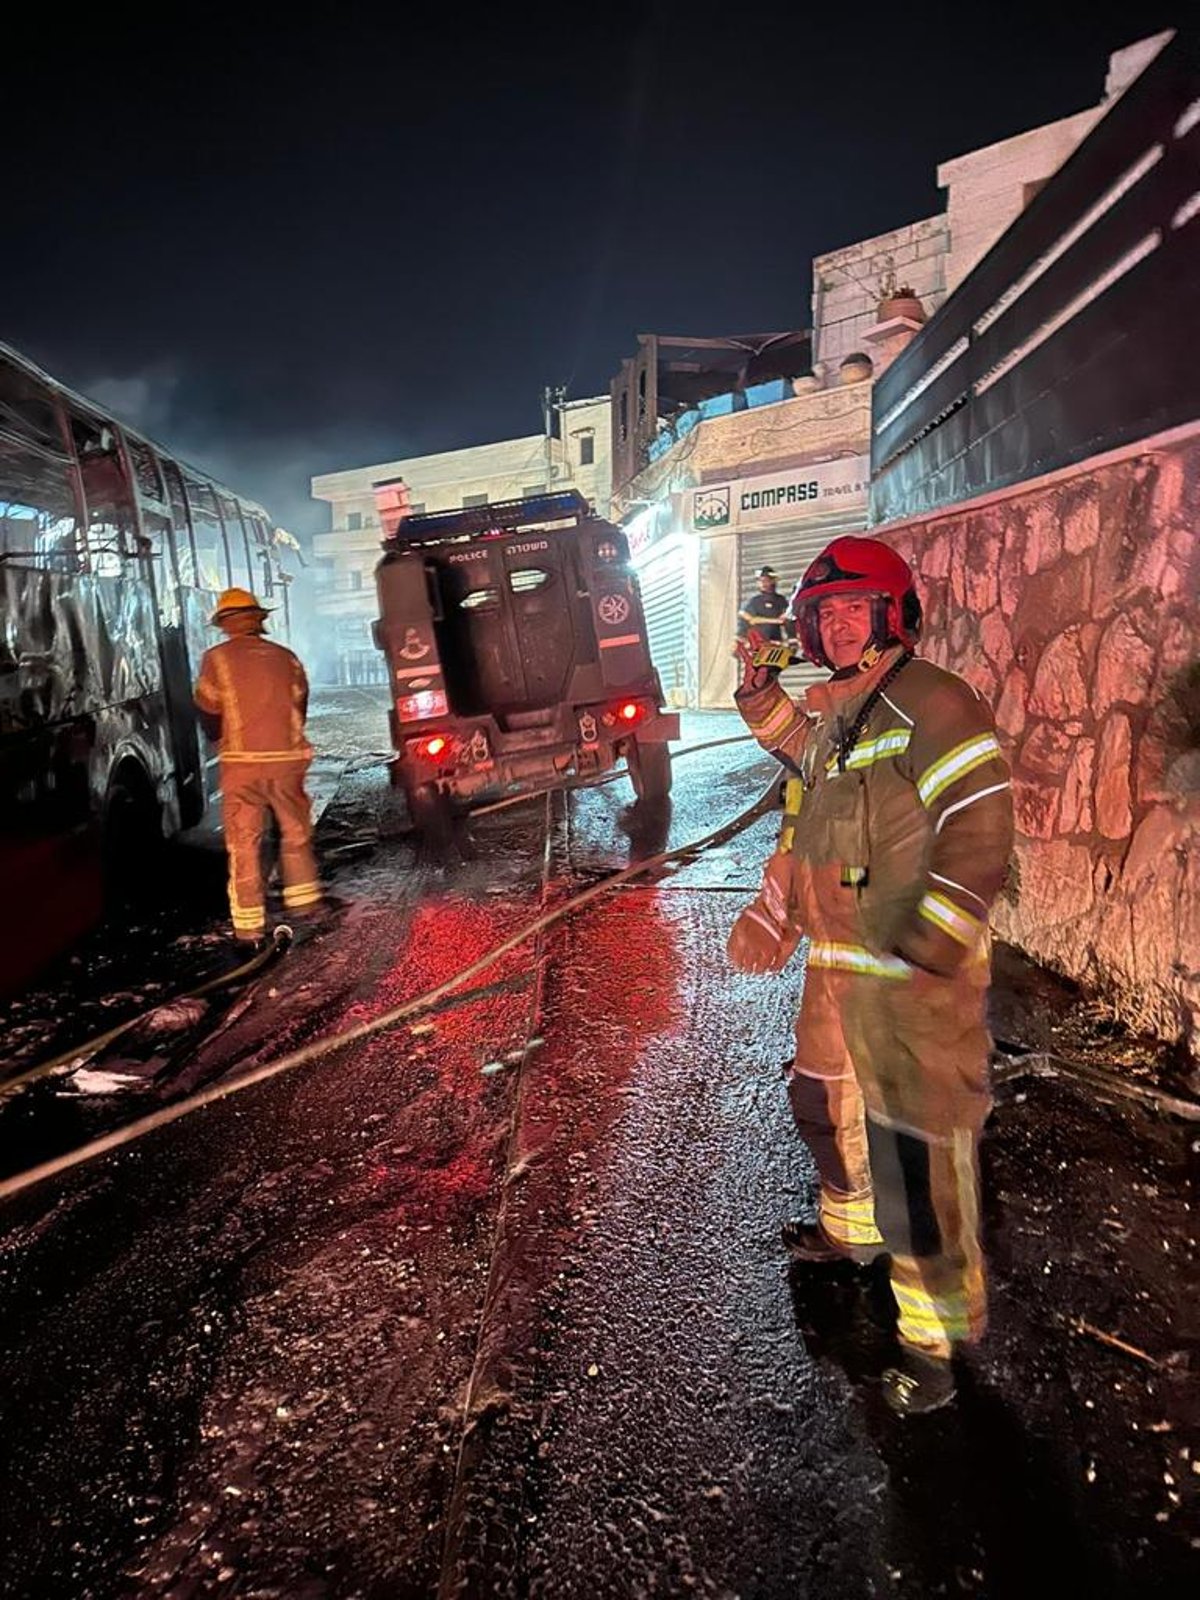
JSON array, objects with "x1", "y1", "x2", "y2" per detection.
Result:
[
  {"x1": 728, "y1": 536, "x2": 1013, "y2": 1414},
  {"x1": 194, "y1": 588, "x2": 324, "y2": 942}
]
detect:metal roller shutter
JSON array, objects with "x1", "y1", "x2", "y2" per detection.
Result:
[
  {"x1": 739, "y1": 510, "x2": 870, "y2": 691},
  {"x1": 637, "y1": 546, "x2": 687, "y2": 705}
]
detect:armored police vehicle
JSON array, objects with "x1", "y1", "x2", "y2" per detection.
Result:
[{"x1": 371, "y1": 490, "x2": 679, "y2": 835}]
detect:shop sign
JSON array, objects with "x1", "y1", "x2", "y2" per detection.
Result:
[
  {"x1": 625, "y1": 504, "x2": 667, "y2": 558},
  {"x1": 689, "y1": 457, "x2": 869, "y2": 532}
]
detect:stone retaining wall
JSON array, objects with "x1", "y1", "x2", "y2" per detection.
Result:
[{"x1": 881, "y1": 431, "x2": 1200, "y2": 1057}]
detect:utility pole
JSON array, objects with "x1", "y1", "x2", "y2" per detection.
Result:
[{"x1": 543, "y1": 383, "x2": 566, "y2": 492}]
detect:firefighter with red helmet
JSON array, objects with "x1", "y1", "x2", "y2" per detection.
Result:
[{"x1": 728, "y1": 535, "x2": 1013, "y2": 1413}]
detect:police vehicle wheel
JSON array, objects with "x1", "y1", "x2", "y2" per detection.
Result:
[
  {"x1": 406, "y1": 782, "x2": 453, "y2": 847},
  {"x1": 626, "y1": 738, "x2": 672, "y2": 805}
]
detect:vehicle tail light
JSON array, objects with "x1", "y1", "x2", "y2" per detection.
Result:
[
  {"x1": 600, "y1": 699, "x2": 649, "y2": 728},
  {"x1": 396, "y1": 688, "x2": 448, "y2": 721},
  {"x1": 408, "y1": 733, "x2": 458, "y2": 764}
]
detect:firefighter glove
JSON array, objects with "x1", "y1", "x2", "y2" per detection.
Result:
[
  {"x1": 734, "y1": 630, "x2": 775, "y2": 694},
  {"x1": 727, "y1": 854, "x2": 800, "y2": 974}
]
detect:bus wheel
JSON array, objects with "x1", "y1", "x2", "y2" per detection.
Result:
[
  {"x1": 626, "y1": 738, "x2": 672, "y2": 806},
  {"x1": 103, "y1": 763, "x2": 164, "y2": 912}
]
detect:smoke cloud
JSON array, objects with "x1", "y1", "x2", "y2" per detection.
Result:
[
  {"x1": 82, "y1": 365, "x2": 407, "y2": 540},
  {"x1": 79, "y1": 363, "x2": 411, "y2": 678}
]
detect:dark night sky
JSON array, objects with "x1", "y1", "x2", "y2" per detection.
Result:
[{"x1": 2, "y1": 3, "x2": 1176, "y2": 535}]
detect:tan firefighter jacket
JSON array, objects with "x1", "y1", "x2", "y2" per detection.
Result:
[
  {"x1": 194, "y1": 634, "x2": 313, "y2": 771},
  {"x1": 735, "y1": 645, "x2": 1013, "y2": 980}
]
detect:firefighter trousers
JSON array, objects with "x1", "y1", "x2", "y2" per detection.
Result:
[
  {"x1": 221, "y1": 762, "x2": 322, "y2": 940},
  {"x1": 789, "y1": 965, "x2": 880, "y2": 1253},
  {"x1": 790, "y1": 957, "x2": 992, "y2": 1357}
]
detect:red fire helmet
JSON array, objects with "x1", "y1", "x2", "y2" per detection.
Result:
[{"x1": 790, "y1": 535, "x2": 922, "y2": 668}]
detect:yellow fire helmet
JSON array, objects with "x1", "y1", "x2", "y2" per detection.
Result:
[{"x1": 211, "y1": 587, "x2": 272, "y2": 624}]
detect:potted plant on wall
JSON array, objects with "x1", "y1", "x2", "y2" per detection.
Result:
[{"x1": 877, "y1": 269, "x2": 926, "y2": 326}]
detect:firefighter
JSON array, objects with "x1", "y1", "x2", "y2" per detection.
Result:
[
  {"x1": 194, "y1": 588, "x2": 324, "y2": 943},
  {"x1": 735, "y1": 565, "x2": 795, "y2": 648},
  {"x1": 728, "y1": 536, "x2": 1013, "y2": 1414}
]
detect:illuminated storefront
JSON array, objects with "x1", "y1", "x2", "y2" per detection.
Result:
[{"x1": 626, "y1": 455, "x2": 869, "y2": 707}]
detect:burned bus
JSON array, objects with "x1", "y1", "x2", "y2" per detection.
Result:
[
  {"x1": 0, "y1": 341, "x2": 291, "y2": 991},
  {"x1": 371, "y1": 490, "x2": 679, "y2": 835}
]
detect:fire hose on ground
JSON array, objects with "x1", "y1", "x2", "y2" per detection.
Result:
[
  {"x1": 0, "y1": 750, "x2": 777, "y2": 1205},
  {"x1": 0, "y1": 929, "x2": 295, "y2": 1098},
  {"x1": 2, "y1": 731, "x2": 759, "y2": 1095}
]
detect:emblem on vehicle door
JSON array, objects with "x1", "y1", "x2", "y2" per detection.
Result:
[
  {"x1": 399, "y1": 627, "x2": 430, "y2": 660},
  {"x1": 597, "y1": 593, "x2": 630, "y2": 626}
]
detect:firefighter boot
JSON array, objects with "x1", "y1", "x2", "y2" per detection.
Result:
[
  {"x1": 782, "y1": 1220, "x2": 890, "y2": 1266},
  {"x1": 881, "y1": 1345, "x2": 956, "y2": 1416},
  {"x1": 781, "y1": 1220, "x2": 852, "y2": 1262}
]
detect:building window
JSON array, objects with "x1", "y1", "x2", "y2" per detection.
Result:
[
  {"x1": 462, "y1": 493, "x2": 489, "y2": 507},
  {"x1": 522, "y1": 484, "x2": 547, "y2": 498},
  {"x1": 349, "y1": 569, "x2": 363, "y2": 591},
  {"x1": 410, "y1": 501, "x2": 426, "y2": 515},
  {"x1": 347, "y1": 511, "x2": 363, "y2": 531},
  {"x1": 579, "y1": 435, "x2": 595, "y2": 466}
]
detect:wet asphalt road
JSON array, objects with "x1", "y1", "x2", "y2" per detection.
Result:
[{"x1": 0, "y1": 688, "x2": 1196, "y2": 1599}]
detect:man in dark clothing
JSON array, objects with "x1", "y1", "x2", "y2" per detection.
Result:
[{"x1": 735, "y1": 566, "x2": 795, "y2": 648}]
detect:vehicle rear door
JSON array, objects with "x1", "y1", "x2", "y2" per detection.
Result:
[
  {"x1": 436, "y1": 544, "x2": 525, "y2": 713},
  {"x1": 500, "y1": 533, "x2": 576, "y2": 707}
]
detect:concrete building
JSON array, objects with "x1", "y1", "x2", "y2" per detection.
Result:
[
  {"x1": 609, "y1": 30, "x2": 1172, "y2": 711},
  {"x1": 311, "y1": 396, "x2": 611, "y2": 683}
]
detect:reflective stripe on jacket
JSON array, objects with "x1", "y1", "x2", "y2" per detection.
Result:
[
  {"x1": 194, "y1": 635, "x2": 313, "y2": 766},
  {"x1": 735, "y1": 646, "x2": 1013, "y2": 977}
]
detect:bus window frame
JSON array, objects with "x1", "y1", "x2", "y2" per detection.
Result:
[
  {"x1": 236, "y1": 504, "x2": 255, "y2": 593},
  {"x1": 218, "y1": 492, "x2": 255, "y2": 593},
  {"x1": 123, "y1": 432, "x2": 183, "y2": 593},
  {"x1": 182, "y1": 474, "x2": 232, "y2": 590},
  {"x1": 53, "y1": 392, "x2": 90, "y2": 573},
  {"x1": 0, "y1": 361, "x2": 89, "y2": 573},
  {"x1": 246, "y1": 510, "x2": 274, "y2": 598},
  {"x1": 160, "y1": 456, "x2": 199, "y2": 586},
  {"x1": 66, "y1": 405, "x2": 140, "y2": 574}
]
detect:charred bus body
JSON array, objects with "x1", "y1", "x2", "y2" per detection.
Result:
[
  {"x1": 372, "y1": 491, "x2": 679, "y2": 832},
  {"x1": 0, "y1": 341, "x2": 290, "y2": 991}
]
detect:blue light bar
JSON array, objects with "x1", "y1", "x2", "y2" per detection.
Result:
[{"x1": 384, "y1": 490, "x2": 591, "y2": 544}]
